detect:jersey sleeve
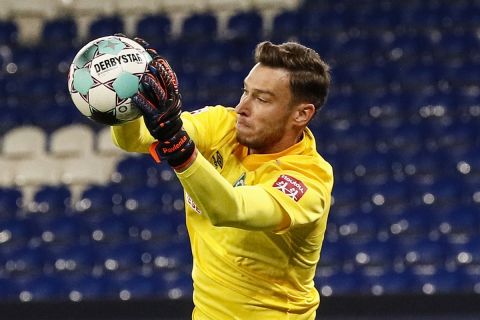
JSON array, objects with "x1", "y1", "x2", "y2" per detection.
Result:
[
  {"x1": 259, "y1": 169, "x2": 332, "y2": 233},
  {"x1": 176, "y1": 152, "x2": 288, "y2": 231},
  {"x1": 111, "y1": 105, "x2": 235, "y2": 155},
  {"x1": 110, "y1": 117, "x2": 154, "y2": 153},
  {"x1": 181, "y1": 105, "x2": 236, "y2": 156}
]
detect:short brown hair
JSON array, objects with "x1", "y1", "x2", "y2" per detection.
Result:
[{"x1": 254, "y1": 41, "x2": 330, "y2": 113}]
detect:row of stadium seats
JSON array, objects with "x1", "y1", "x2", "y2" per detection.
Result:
[{"x1": 0, "y1": 0, "x2": 479, "y2": 301}]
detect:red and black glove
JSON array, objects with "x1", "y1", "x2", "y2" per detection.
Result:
[{"x1": 129, "y1": 38, "x2": 195, "y2": 169}]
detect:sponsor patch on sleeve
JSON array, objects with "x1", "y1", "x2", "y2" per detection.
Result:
[{"x1": 272, "y1": 174, "x2": 307, "y2": 201}]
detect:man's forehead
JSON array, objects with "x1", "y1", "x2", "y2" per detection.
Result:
[{"x1": 244, "y1": 63, "x2": 290, "y2": 92}]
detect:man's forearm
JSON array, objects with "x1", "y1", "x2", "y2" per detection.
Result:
[
  {"x1": 111, "y1": 117, "x2": 154, "y2": 153},
  {"x1": 175, "y1": 151, "x2": 288, "y2": 231}
]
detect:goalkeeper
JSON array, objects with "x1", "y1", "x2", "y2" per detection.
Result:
[{"x1": 112, "y1": 39, "x2": 333, "y2": 320}]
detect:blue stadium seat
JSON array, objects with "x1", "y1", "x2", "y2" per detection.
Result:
[
  {"x1": 397, "y1": 64, "x2": 439, "y2": 94},
  {"x1": 386, "y1": 207, "x2": 433, "y2": 240},
  {"x1": 314, "y1": 94, "x2": 357, "y2": 131},
  {"x1": 205, "y1": 70, "x2": 244, "y2": 107},
  {"x1": 348, "y1": 240, "x2": 396, "y2": 274},
  {"x1": 388, "y1": 32, "x2": 432, "y2": 61},
  {"x1": 178, "y1": 40, "x2": 230, "y2": 76},
  {"x1": 365, "y1": 94, "x2": 407, "y2": 130},
  {"x1": 316, "y1": 240, "x2": 346, "y2": 276},
  {"x1": 330, "y1": 182, "x2": 360, "y2": 219},
  {"x1": 96, "y1": 242, "x2": 145, "y2": 275},
  {"x1": 89, "y1": 214, "x2": 134, "y2": 244},
  {"x1": 0, "y1": 218, "x2": 38, "y2": 252},
  {"x1": 130, "y1": 213, "x2": 178, "y2": 244},
  {"x1": 396, "y1": 238, "x2": 447, "y2": 272},
  {"x1": 377, "y1": 123, "x2": 423, "y2": 157},
  {"x1": 461, "y1": 272, "x2": 480, "y2": 294},
  {"x1": 407, "y1": 178, "x2": 462, "y2": 210},
  {"x1": 49, "y1": 243, "x2": 96, "y2": 276},
  {"x1": 181, "y1": 13, "x2": 217, "y2": 43},
  {"x1": 0, "y1": 187, "x2": 22, "y2": 222},
  {"x1": 75, "y1": 184, "x2": 124, "y2": 223},
  {"x1": 300, "y1": 9, "x2": 344, "y2": 41},
  {"x1": 0, "y1": 20, "x2": 18, "y2": 46},
  {"x1": 410, "y1": 269, "x2": 466, "y2": 294},
  {"x1": 271, "y1": 10, "x2": 300, "y2": 42},
  {"x1": 136, "y1": 14, "x2": 172, "y2": 49},
  {"x1": 425, "y1": 122, "x2": 474, "y2": 157},
  {"x1": 334, "y1": 212, "x2": 383, "y2": 244},
  {"x1": 113, "y1": 156, "x2": 155, "y2": 190},
  {"x1": 145, "y1": 241, "x2": 192, "y2": 273},
  {"x1": 63, "y1": 274, "x2": 116, "y2": 301},
  {"x1": 367, "y1": 181, "x2": 410, "y2": 214},
  {"x1": 88, "y1": 16, "x2": 124, "y2": 40},
  {"x1": 123, "y1": 185, "x2": 168, "y2": 216},
  {"x1": 434, "y1": 33, "x2": 475, "y2": 62},
  {"x1": 323, "y1": 125, "x2": 374, "y2": 160},
  {"x1": 41, "y1": 18, "x2": 77, "y2": 48},
  {"x1": 4, "y1": 246, "x2": 51, "y2": 277},
  {"x1": 445, "y1": 64, "x2": 480, "y2": 89},
  {"x1": 462, "y1": 180, "x2": 480, "y2": 206},
  {"x1": 113, "y1": 273, "x2": 158, "y2": 299},
  {"x1": 340, "y1": 151, "x2": 390, "y2": 185},
  {"x1": 397, "y1": 150, "x2": 449, "y2": 185},
  {"x1": 337, "y1": 37, "x2": 378, "y2": 65},
  {"x1": 435, "y1": 205, "x2": 480, "y2": 241},
  {"x1": 0, "y1": 108, "x2": 24, "y2": 134},
  {"x1": 11, "y1": 47, "x2": 42, "y2": 75},
  {"x1": 158, "y1": 270, "x2": 193, "y2": 299},
  {"x1": 455, "y1": 149, "x2": 480, "y2": 184},
  {"x1": 316, "y1": 271, "x2": 366, "y2": 296},
  {"x1": 28, "y1": 185, "x2": 72, "y2": 218},
  {"x1": 39, "y1": 216, "x2": 91, "y2": 246},
  {"x1": 226, "y1": 11, "x2": 263, "y2": 43},
  {"x1": 16, "y1": 275, "x2": 67, "y2": 301},
  {"x1": 0, "y1": 278, "x2": 15, "y2": 300},
  {"x1": 446, "y1": 236, "x2": 480, "y2": 274},
  {"x1": 362, "y1": 270, "x2": 414, "y2": 295}
]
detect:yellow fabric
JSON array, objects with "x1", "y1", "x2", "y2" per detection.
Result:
[{"x1": 111, "y1": 106, "x2": 334, "y2": 320}]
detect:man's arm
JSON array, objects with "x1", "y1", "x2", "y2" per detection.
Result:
[
  {"x1": 111, "y1": 117, "x2": 154, "y2": 153},
  {"x1": 175, "y1": 151, "x2": 291, "y2": 231}
]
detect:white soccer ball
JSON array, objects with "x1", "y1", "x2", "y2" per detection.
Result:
[{"x1": 67, "y1": 35, "x2": 152, "y2": 126}]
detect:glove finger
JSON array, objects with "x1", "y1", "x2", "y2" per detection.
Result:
[
  {"x1": 158, "y1": 59, "x2": 179, "y2": 88},
  {"x1": 149, "y1": 60, "x2": 179, "y2": 107},
  {"x1": 147, "y1": 62, "x2": 169, "y2": 90},
  {"x1": 156, "y1": 60, "x2": 180, "y2": 105},
  {"x1": 132, "y1": 92, "x2": 160, "y2": 118},
  {"x1": 142, "y1": 73, "x2": 168, "y2": 106}
]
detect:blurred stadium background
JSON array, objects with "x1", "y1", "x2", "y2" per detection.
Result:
[{"x1": 0, "y1": 0, "x2": 479, "y2": 319}]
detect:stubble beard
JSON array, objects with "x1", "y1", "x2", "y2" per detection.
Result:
[{"x1": 235, "y1": 125, "x2": 284, "y2": 153}]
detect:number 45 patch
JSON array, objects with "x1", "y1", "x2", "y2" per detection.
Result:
[{"x1": 273, "y1": 174, "x2": 307, "y2": 201}]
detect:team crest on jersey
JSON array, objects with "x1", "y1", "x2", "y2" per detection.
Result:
[
  {"x1": 211, "y1": 151, "x2": 223, "y2": 169},
  {"x1": 233, "y1": 172, "x2": 246, "y2": 187},
  {"x1": 273, "y1": 174, "x2": 307, "y2": 201}
]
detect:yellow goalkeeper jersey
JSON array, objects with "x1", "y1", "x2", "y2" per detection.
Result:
[{"x1": 111, "y1": 106, "x2": 333, "y2": 320}]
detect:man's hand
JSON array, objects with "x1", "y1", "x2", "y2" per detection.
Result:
[{"x1": 128, "y1": 38, "x2": 195, "y2": 169}]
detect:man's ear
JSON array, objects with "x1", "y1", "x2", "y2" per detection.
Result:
[{"x1": 293, "y1": 103, "x2": 316, "y2": 126}]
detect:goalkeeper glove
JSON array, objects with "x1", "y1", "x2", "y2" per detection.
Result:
[{"x1": 132, "y1": 52, "x2": 195, "y2": 169}]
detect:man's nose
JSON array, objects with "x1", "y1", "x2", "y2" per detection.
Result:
[{"x1": 235, "y1": 96, "x2": 249, "y2": 115}]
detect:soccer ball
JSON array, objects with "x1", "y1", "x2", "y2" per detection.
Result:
[{"x1": 67, "y1": 35, "x2": 152, "y2": 126}]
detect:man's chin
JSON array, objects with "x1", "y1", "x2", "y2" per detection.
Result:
[{"x1": 236, "y1": 131, "x2": 252, "y2": 148}]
